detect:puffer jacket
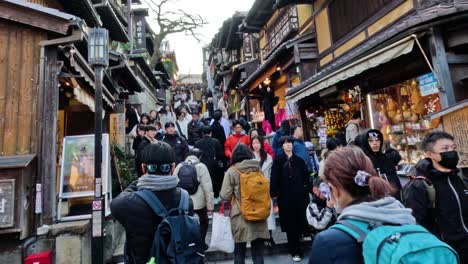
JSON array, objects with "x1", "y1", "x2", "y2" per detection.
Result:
[
  {"x1": 220, "y1": 159, "x2": 269, "y2": 242},
  {"x1": 310, "y1": 197, "x2": 415, "y2": 264},
  {"x1": 162, "y1": 133, "x2": 189, "y2": 164},
  {"x1": 110, "y1": 181, "x2": 194, "y2": 264},
  {"x1": 224, "y1": 133, "x2": 250, "y2": 159},
  {"x1": 404, "y1": 158, "x2": 468, "y2": 242},
  {"x1": 173, "y1": 156, "x2": 214, "y2": 211}
]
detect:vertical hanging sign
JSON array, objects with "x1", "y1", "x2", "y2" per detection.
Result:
[{"x1": 133, "y1": 9, "x2": 148, "y2": 53}]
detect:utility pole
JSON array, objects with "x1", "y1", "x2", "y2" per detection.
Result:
[{"x1": 88, "y1": 28, "x2": 109, "y2": 264}]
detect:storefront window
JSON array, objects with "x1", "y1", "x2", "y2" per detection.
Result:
[{"x1": 367, "y1": 73, "x2": 441, "y2": 164}]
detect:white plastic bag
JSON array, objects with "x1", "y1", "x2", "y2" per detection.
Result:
[
  {"x1": 209, "y1": 210, "x2": 235, "y2": 253},
  {"x1": 267, "y1": 199, "x2": 276, "y2": 230}
]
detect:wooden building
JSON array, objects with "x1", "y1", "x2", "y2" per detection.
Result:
[
  {"x1": 237, "y1": 0, "x2": 319, "y2": 129},
  {"x1": 0, "y1": 0, "x2": 159, "y2": 261},
  {"x1": 281, "y1": 0, "x2": 467, "y2": 165}
]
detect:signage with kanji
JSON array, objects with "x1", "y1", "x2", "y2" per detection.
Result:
[
  {"x1": 0, "y1": 179, "x2": 15, "y2": 228},
  {"x1": 134, "y1": 14, "x2": 147, "y2": 52}
]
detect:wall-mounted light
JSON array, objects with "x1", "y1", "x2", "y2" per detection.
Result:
[{"x1": 263, "y1": 78, "x2": 271, "y2": 86}]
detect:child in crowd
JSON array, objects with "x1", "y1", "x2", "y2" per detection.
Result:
[{"x1": 306, "y1": 179, "x2": 336, "y2": 232}]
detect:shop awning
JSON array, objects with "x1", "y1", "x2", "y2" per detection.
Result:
[
  {"x1": 73, "y1": 85, "x2": 106, "y2": 118},
  {"x1": 64, "y1": 45, "x2": 115, "y2": 108},
  {"x1": 287, "y1": 35, "x2": 417, "y2": 103}
]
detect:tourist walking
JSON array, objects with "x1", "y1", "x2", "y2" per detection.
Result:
[{"x1": 270, "y1": 136, "x2": 310, "y2": 262}]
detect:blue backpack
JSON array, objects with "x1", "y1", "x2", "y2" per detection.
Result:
[
  {"x1": 135, "y1": 189, "x2": 205, "y2": 264},
  {"x1": 331, "y1": 219, "x2": 459, "y2": 264}
]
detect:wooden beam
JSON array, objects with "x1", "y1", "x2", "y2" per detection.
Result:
[
  {"x1": 38, "y1": 46, "x2": 59, "y2": 225},
  {"x1": 0, "y1": 2, "x2": 70, "y2": 35},
  {"x1": 429, "y1": 27, "x2": 456, "y2": 108},
  {"x1": 446, "y1": 54, "x2": 468, "y2": 64}
]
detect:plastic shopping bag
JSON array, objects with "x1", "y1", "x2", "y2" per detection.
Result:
[
  {"x1": 209, "y1": 203, "x2": 234, "y2": 253},
  {"x1": 267, "y1": 199, "x2": 276, "y2": 230}
]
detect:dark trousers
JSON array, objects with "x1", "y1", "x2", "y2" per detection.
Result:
[
  {"x1": 194, "y1": 207, "x2": 209, "y2": 242},
  {"x1": 447, "y1": 237, "x2": 468, "y2": 264},
  {"x1": 286, "y1": 229, "x2": 302, "y2": 256},
  {"x1": 234, "y1": 239, "x2": 264, "y2": 264}
]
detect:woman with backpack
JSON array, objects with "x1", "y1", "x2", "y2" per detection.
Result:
[
  {"x1": 250, "y1": 136, "x2": 276, "y2": 247},
  {"x1": 309, "y1": 146, "x2": 458, "y2": 264},
  {"x1": 270, "y1": 136, "x2": 311, "y2": 262},
  {"x1": 220, "y1": 144, "x2": 269, "y2": 264}
]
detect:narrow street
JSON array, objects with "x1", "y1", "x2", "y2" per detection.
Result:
[{"x1": 0, "y1": 0, "x2": 467, "y2": 264}]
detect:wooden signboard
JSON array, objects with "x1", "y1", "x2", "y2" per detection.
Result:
[
  {"x1": 110, "y1": 113, "x2": 125, "y2": 148},
  {"x1": 0, "y1": 179, "x2": 15, "y2": 228}
]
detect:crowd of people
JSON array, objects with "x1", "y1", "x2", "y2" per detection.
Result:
[{"x1": 114, "y1": 102, "x2": 467, "y2": 264}]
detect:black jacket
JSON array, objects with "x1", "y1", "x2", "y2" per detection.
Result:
[
  {"x1": 211, "y1": 121, "x2": 226, "y2": 147},
  {"x1": 271, "y1": 153, "x2": 311, "y2": 234},
  {"x1": 162, "y1": 133, "x2": 189, "y2": 164},
  {"x1": 135, "y1": 137, "x2": 151, "y2": 177},
  {"x1": 187, "y1": 120, "x2": 203, "y2": 145},
  {"x1": 405, "y1": 158, "x2": 468, "y2": 242},
  {"x1": 132, "y1": 136, "x2": 143, "y2": 151},
  {"x1": 361, "y1": 129, "x2": 402, "y2": 194},
  {"x1": 194, "y1": 136, "x2": 224, "y2": 163},
  {"x1": 110, "y1": 181, "x2": 194, "y2": 264}
]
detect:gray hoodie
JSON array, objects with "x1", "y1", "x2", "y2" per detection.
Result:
[{"x1": 338, "y1": 197, "x2": 416, "y2": 225}]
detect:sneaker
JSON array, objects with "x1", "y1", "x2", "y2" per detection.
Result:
[{"x1": 292, "y1": 255, "x2": 302, "y2": 262}]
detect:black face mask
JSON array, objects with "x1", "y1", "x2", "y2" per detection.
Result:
[{"x1": 438, "y1": 151, "x2": 459, "y2": 169}]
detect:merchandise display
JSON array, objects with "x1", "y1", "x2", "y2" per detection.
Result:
[{"x1": 367, "y1": 74, "x2": 441, "y2": 164}]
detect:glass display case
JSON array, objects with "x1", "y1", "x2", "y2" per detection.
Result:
[{"x1": 367, "y1": 74, "x2": 441, "y2": 164}]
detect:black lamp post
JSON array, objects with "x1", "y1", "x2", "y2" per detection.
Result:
[{"x1": 88, "y1": 27, "x2": 109, "y2": 264}]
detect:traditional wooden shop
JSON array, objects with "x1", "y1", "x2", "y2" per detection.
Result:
[{"x1": 286, "y1": 0, "x2": 468, "y2": 167}]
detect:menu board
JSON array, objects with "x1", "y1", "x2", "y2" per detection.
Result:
[{"x1": 0, "y1": 179, "x2": 15, "y2": 228}]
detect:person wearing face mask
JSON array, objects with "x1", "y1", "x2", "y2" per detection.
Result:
[{"x1": 403, "y1": 131, "x2": 468, "y2": 263}]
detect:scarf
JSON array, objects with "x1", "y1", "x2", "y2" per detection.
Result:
[{"x1": 137, "y1": 174, "x2": 179, "y2": 191}]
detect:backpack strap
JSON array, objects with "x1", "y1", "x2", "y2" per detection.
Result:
[
  {"x1": 178, "y1": 189, "x2": 190, "y2": 213},
  {"x1": 330, "y1": 219, "x2": 370, "y2": 243},
  {"x1": 135, "y1": 189, "x2": 168, "y2": 217},
  {"x1": 415, "y1": 176, "x2": 436, "y2": 208}
]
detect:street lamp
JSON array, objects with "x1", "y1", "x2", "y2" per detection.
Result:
[{"x1": 88, "y1": 27, "x2": 109, "y2": 264}]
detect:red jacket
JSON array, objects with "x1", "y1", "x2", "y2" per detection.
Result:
[{"x1": 224, "y1": 134, "x2": 250, "y2": 159}]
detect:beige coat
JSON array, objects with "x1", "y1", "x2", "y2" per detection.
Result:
[
  {"x1": 220, "y1": 159, "x2": 269, "y2": 243},
  {"x1": 173, "y1": 156, "x2": 214, "y2": 211}
]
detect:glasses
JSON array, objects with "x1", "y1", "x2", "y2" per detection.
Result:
[{"x1": 146, "y1": 164, "x2": 172, "y2": 174}]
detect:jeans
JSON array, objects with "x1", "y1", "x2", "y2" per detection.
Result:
[
  {"x1": 234, "y1": 239, "x2": 264, "y2": 264},
  {"x1": 194, "y1": 207, "x2": 209, "y2": 243}
]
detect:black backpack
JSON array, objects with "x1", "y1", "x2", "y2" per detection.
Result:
[
  {"x1": 335, "y1": 123, "x2": 358, "y2": 146},
  {"x1": 135, "y1": 189, "x2": 205, "y2": 264},
  {"x1": 177, "y1": 162, "x2": 200, "y2": 195}
]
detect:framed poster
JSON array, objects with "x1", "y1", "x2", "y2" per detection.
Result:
[
  {"x1": 58, "y1": 134, "x2": 112, "y2": 221},
  {"x1": 0, "y1": 179, "x2": 15, "y2": 228}
]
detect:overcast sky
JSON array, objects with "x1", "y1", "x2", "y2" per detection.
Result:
[{"x1": 143, "y1": 0, "x2": 255, "y2": 75}]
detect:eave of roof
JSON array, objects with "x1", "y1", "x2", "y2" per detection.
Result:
[
  {"x1": 286, "y1": 2, "x2": 468, "y2": 97},
  {"x1": 239, "y1": 0, "x2": 275, "y2": 33},
  {"x1": 1, "y1": 0, "x2": 78, "y2": 34},
  {"x1": 94, "y1": 1, "x2": 130, "y2": 42}
]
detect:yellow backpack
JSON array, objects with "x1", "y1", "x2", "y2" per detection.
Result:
[{"x1": 232, "y1": 166, "x2": 271, "y2": 221}]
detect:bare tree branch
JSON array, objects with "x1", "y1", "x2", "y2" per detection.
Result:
[{"x1": 145, "y1": 0, "x2": 208, "y2": 68}]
